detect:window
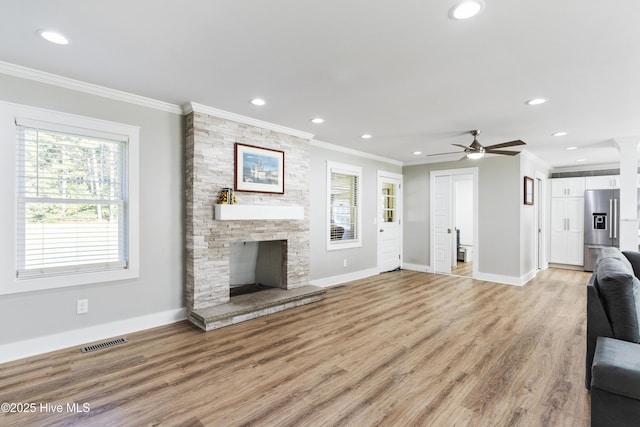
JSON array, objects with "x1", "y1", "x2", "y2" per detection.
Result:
[
  {"x1": 0, "y1": 101, "x2": 139, "y2": 294},
  {"x1": 327, "y1": 162, "x2": 362, "y2": 250}
]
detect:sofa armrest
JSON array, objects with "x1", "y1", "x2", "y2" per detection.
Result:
[
  {"x1": 592, "y1": 337, "x2": 640, "y2": 400},
  {"x1": 587, "y1": 276, "x2": 614, "y2": 388}
]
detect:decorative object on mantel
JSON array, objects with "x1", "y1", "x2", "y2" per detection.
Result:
[
  {"x1": 235, "y1": 143, "x2": 285, "y2": 194},
  {"x1": 524, "y1": 176, "x2": 534, "y2": 205},
  {"x1": 218, "y1": 187, "x2": 237, "y2": 205}
]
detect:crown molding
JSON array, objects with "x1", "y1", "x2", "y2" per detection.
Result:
[
  {"x1": 0, "y1": 61, "x2": 183, "y2": 115},
  {"x1": 184, "y1": 102, "x2": 315, "y2": 140},
  {"x1": 520, "y1": 148, "x2": 552, "y2": 171},
  {"x1": 310, "y1": 139, "x2": 403, "y2": 166}
]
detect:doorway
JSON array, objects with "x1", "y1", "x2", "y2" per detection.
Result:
[{"x1": 430, "y1": 167, "x2": 478, "y2": 278}]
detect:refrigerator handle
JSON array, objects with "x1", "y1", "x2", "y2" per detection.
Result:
[
  {"x1": 614, "y1": 198, "x2": 618, "y2": 239},
  {"x1": 609, "y1": 199, "x2": 613, "y2": 239}
]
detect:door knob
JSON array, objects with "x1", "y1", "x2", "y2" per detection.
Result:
[{"x1": 380, "y1": 229, "x2": 384, "y2": 232}]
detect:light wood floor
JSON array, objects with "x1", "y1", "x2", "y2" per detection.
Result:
[
  {"x1": 451, "y1": 261, "x2": 473, "y2": 277},
  {"x1": 0, "y1": 268, "x2": 591, "y2": 426}
]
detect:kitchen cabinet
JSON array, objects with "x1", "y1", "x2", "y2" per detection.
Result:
[
  {"x1": 550, "y1": 178, "x2": 584, "y2": 266},
  {"x1": 585, "y1": 175, "x2": 619, "y2": 190},
  {"x1": 551, "y1": 177, "x2": 585, "y2": 197}
]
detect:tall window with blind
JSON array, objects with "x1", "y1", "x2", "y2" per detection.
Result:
[
  {"x1": 15, "y1": 120, "x2": 129, "y2": 280},
  {"x1": 327, "y1": 162, "x2": 362, "y2": 250}
]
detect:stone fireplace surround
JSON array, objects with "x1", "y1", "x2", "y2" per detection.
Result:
[{"x1": 184, "y1": 106, "x2": 324, "y2": 331}]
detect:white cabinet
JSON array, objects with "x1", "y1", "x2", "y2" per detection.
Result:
[
  {"x1": 585, "y1": 175, "x2": 619, "y2": 190},
  {"x1": 551, "y1": 177, "x2": 585, "y2": 197},
  {"x1": 550, "y1": 178, "x2": 584, "y2": 266}
]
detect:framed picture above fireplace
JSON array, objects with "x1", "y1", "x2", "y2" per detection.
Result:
[{"x1": 234, "y1": 143, "x2": 285, "y2": 194}]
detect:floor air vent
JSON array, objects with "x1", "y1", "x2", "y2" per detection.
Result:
[{"x1": 81, "y1": 337, "x2": 128, "y2": 353}]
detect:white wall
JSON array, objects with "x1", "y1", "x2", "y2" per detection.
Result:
[
  {"x1": 0, "y1": 73, "x2": 184, "y2": 357},
  {"x1": 519, "y1": 151, "x2": 551, "y2": 279}
]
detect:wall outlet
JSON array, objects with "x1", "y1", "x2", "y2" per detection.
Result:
[
  {"x1": 76, "y1": 299, "x2": 88, "y2": 315},
  {"x1": 343, "y1": 259, "x2": 348, "y2": 267}
]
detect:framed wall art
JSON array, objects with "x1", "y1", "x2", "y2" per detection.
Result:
[
  {"x1": 524, "y1": 176, "x2": 534, "y2": 205},
  {"x1": 234, "y1": 143, "x2": 285, "y2": 194}
]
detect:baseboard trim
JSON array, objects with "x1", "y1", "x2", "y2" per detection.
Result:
[
  {"x1": 309, "y1": 268, "x2": 379, "y2": 288},
  {"x1": 475, "y1": 270, "x2": 537, "y2": 286},
  {"x1": 0, "y1": 308, "x2": 187, "y2": 364},
  {"x1": 402, "y1": 263, "x2": 433, "y2": 273}
]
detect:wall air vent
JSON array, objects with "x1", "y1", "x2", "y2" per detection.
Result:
[{"x1": 80, "y1": 337, "x2": 128, "y2": 353}]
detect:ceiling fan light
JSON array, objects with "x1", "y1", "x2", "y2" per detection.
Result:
[{"x1": 467, "y1": 151, "x2": 484, "y2": 160}]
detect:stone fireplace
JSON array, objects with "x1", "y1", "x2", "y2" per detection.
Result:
[{"x1": 184, "y1": 104, "x2": 324, "y2": 331}]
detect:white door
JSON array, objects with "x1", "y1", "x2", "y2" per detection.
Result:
[
  {"x1": 378, "y1": 172, "x2": 402, "y2": 272},
  {"x1": 435, "y1": 175, "x2": 452, "y2": 274}
]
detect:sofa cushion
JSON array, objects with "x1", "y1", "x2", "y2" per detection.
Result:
[
  {"x1": 591, "y1": 337, "x2": 640, "y2": 400},
  {"x1": 596, "y1": 256, "x2": 640, "y2": 343}
]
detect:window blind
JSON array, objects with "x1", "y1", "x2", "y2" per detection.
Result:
[
  {"x1": 15, "y1": 122, "x2": 128, "y2": 279},
  {"x1": 330, "y1": 171, "x2": 359, "y2": 242}
]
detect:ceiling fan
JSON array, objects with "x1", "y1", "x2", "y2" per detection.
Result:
[{"x1": 428, "y1": 130, "x2": 526, "y2": 160}]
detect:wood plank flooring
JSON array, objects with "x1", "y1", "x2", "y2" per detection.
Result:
[{"x1": 0, "y1": 268, "x2": 591, "y2": 426}]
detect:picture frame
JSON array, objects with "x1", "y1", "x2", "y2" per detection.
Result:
[
  {"x1": 234, "y1": 143, "x2": 285, "y2": 194},
  {"x1": 524, "y1": 176, "x2": 534, "y2": 205}
]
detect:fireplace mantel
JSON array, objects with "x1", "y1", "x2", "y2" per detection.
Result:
[{"x1": 214, "y1": 204, "x2": 304, "y2": 221}]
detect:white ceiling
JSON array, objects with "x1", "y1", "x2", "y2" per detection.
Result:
[{"x1": 2, "y1": 1, "x2": 640, "y2": 169}]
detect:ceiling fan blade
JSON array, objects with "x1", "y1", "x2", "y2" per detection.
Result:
[
  {"x1": 485, "y1": 149, "x2": 522, "y2": 156},
  {"x1": 426, "y1": 151, "x2": 464, "y2": 157},
  {"x1": 484, "y1": 140, "x2": 526, "y2": 150},
  {"x1": 452, "y1": 144, "x2": 470, "y2": 150}
]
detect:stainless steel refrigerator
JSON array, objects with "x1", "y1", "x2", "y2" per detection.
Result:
[{"x1": 583, "y1": 188, "x2": 640, "y2": 271}]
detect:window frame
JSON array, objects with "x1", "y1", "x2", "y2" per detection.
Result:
[
  {"x1": 326, "y1": 161, "x2": 362, "y2": 251},
  {"x1": 0, "y1": 101, "x2": 139, "y2": 295}
]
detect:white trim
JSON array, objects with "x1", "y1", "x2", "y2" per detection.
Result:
[
  {"x1": 311, "y1": 139, "x2": 403, "y2": 166},
  {"x1": 520, "y1": 148, "x2": 552, "y2": 171},
  {"x1": 474, "y1": 270, "x2": 537, "y2": 286},
  {"x1": 0, "y1": 308, "x2": 187, "y2": 364},
  {"x1": 402, "y1": 263, "x2": 433, "y2": 273},
  {"x1": 309, "y1": 268, "x2": 379, "y2": 288},
  {"x1": 0, "y1": 100, "x2": 140, "y2": 295},
  {"x1": 184, "y1": 102, "x2": 314, "y2": 140},
  {"x1": 548, "y1": 263, "x2": 584, "y2": 271},
  {"x1": 0, "y1": 61, "x2": 183, "y2": 115},
  {"x1": 327, "y1": 161, "x2": 363, "y2": 251}
]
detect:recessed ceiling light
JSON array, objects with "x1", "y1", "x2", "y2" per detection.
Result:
[
  {"x1": 361, "y1": 134, "x2": 372, "y2": 140},
  {"x1": 450, "y1": 0, "x2": 485, "y2": 20},
  {"x1": 566, "y1": 146, "x2": 578, "y2": 150},
  {"x1": 250, "y1": 98, "x2": 266, "y2": 106},
  {"x1": 576, "y1": 158, "x2": 586, "y2": 162},
  {"x1": 39, "y1": 30, "x2": 70, "y2": 45},
  {"x1": 525, "y1": 98, "x2": 549, "y2": 106},
  {"x1": 552, "y1": 131, "x2": 568, "y2": 137},
  {"x1": 310, "y1": 117, "x2": 324, "y2": 124},
  {"x1": 413, "y1": 151, "x2": 422, "y2": 155}
]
